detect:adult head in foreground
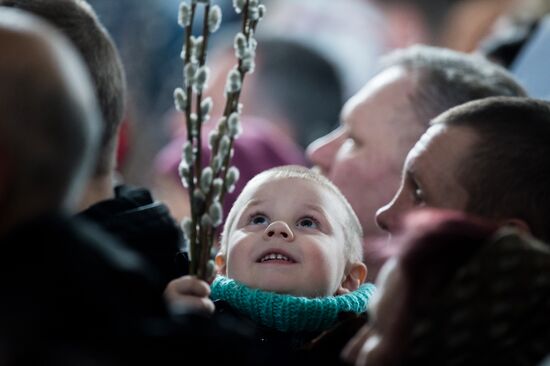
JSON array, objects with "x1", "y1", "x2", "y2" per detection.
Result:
[
  {"x1": 0, "y1": 7, "x2": 167, "y2": 359},
  {"x1": 343, "y1": 209, "x2": 550, "y2": 366},
  {"x1": 0, "y1": 5, "x2": 100, "y2": 234},
  {"x1": 0, "y1": 0, "x2": 186, "y2": 286},
  {"x1": 377, "y1": 97, "x2": 550, "y2": 244}
]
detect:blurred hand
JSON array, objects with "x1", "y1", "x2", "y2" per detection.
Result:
[
  {"x1": 164, "y1": 275, "x2": 215, "y2": 315},
  {"x1": 341, "y1": 324, "x2": 372, "y2": 365}
]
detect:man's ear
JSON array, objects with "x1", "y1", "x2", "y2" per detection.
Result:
[
  {"x1": 214, "y1": 252, "x2": 226, "y2": 275},
  {"x1": 501, "y1": 218, "x2": 532, "y2": 235},
  {"x1": 336, "y1": 262, "x2": 368, "y2": 295}
]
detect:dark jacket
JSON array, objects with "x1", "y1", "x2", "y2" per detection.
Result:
[
  {"x1": 215, "y1": 300, "x2": 368, "y2": 365},
  {"x1": 0, "y1": 213, "x2": 177, "y2": 364},
  {"x1": 0, "y1": 213, "x2": 282, "y2": 365},
  {"x1": 0, "y1": 213, "x2": 168, "y2": 335},
  {"x1": 78, "y1": 185, "x2": 188, "y2": 287}
]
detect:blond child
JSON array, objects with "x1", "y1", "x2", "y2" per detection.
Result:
[{"x1": 165, "y1": 165, "x2": 375, "y2": 345}]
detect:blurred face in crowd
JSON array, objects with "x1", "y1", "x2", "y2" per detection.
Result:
[
  {"x1": 343, "y1": 258, "x2": 406, "y2": 365},
  {"x1": 216, "y1": 176, "x2": 366, "y2": 297},
  {"x1": 376, "y1": 124, "x2": 475, "y2": 233},
  {"x1": 307, "y1": 66, "x2": 425, "y2": 237}
]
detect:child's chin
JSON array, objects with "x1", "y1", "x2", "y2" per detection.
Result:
[
  {"x1": 255, "y1": 278, "x2": 299, "y2": 295},
  {"x1": 260, "y1": 282, "x2": 326, "y2": 298}
]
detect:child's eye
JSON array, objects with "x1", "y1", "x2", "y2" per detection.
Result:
[
  {"x1": 296, "y1": 217, "x2": 318, "y2": 229},
  {"x1": 249, "y1": 214, "x2": 269, "y2": 226}
]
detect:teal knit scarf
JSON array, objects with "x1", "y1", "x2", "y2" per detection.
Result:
[{"x1": 210, "y1": 276, "x2": 377, "y2": 332}]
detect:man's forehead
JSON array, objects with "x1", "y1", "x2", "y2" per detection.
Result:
[
  {"x1": 404, "y1": 124, "x2": 445, "y2": 171},
  {"x1": 350, "y1": 66, "x2": 410, "y2": 101},
  {"x1": 405, "y1": 123, "x2": 478, "y2": 178},
  {"x1": 341, "y1": 66, "x2": 415, "y2": 124},
  {"x1": 418, "y1": 124, "x2": 445, "y2": 149}
]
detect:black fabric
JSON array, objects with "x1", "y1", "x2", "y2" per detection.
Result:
[
  {"x1": 214, "y1": 300, "x2": 367, "y2": 365},
  {"x1": 154, "y1": 310, "x2": 300, "y2": 365},
  {"x1": 0, "y1": 213, "x2": 296, "y2": 365},
  {"x1": 0, "y1": 213, "x2": 168, "y2": 339},
  {"x1": 0, "y1": 213, "x2": 174, "y2": 366},
  {"x1": 78, "y1": 185, "x2": 188, "y2": 287}
]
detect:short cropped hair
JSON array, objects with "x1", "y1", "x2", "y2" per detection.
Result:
[
  {"x1": 381, "y1": 45, "x2": 527, "y2": 127},
  {"x1": 220, "y1": 165, "x2": 364, "y2": 264},
  {"x1": 0, "y1": 0, "x2": 126, "y2": 176},
  {"x1": 433, "y1": 96, "x2": 550, "y2": 242}
]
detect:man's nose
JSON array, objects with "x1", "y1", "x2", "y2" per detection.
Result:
[
  {"x1": 375, "y1": 200, "x2": 402, "y2": 234},
  {"x1": 306, "y1": 128, "x2": 345, "y2": 174},
  {"x1": 263, "y1": 221, "x2": 295, "y2": 241},
  {"x1": 375, "y1": 204, "x2": 393, "y2": 233}
]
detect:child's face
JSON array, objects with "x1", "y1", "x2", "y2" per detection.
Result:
[{"x1": 217, "y1": 177, "x2": 351, "y2": 297}]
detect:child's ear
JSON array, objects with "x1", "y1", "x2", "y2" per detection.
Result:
[
  {"x1": 336, "y1": 262, "x2": 368, "y2": 295},
  {"x1": 214, "y1": 252, "x2": 226, "y2": 275}
]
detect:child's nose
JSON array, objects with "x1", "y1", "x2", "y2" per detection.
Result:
[{"x1": 263, "y1": 221, "x2": 295, "y2": 241}]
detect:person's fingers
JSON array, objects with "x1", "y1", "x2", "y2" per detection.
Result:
[
  {"x1": 165, "y1": 276, "x2": 211, "y2": 300},
  {"x1": 175, "y1": 276, "x2": 211, "y2": 297},
  {"x1": 341, "y1": 324, "x2": 371, "y2": 364},
  {"x1": 168, "y1": 295, "x2": 215, "y2": 315},
  {"x1": 164, "y1": 276, "x2": 215, "y2": 315},
  {"x1": 355, "y1": 343, "x2": 371, "y2": 366}
]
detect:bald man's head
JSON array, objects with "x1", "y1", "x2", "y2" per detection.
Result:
[{"x1": 0, "y1": 7, "x2": 101, "y2": 232}]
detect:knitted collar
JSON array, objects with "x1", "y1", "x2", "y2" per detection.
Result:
[{"x1": 210, "y1": 276, "x2": 376, "y2": 332}]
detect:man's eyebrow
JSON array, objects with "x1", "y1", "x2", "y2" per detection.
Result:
[
  {"x1": 406, "y1": 171, "x2": 419, "y2": 188},
  {"x1": 404, "y1": 157, "x2": 420, "y2": 184},
  {"x1": 405, "y1": 160, "x2": 418, "y2": 180},
  {"x1": 406, "y1": 162, "x2": 427, "y2": 195}
]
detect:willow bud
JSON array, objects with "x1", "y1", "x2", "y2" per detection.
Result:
[
  {"x1": 173, "y1": 88, "x2": 187, "y2": 112},
  {"x1": 225, "y1": 68, "x2": 241, "y2": 93},
  {"x1": 200, "y1": 167, "x2": 213, "y2": 194},
  {"x1": 181, "y1": 218, "x2": 194, "y2": 240},
  {"x1": 209, "y1": 201, "x2": 223, "y2": 227},
  {"x1": 233, "y1": 0, "x2": 245, "y2": 13},
  {"x1": 208, "y1": 5, "x2": 222, "y2": 33},
  {"x1": 178, "y1": 2, "x2": 192, "y2": 27},
  {"x1": 194, "y1": 65, "x2": 209, "y2": 93}
]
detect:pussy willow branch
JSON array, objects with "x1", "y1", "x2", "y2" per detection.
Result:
[
  {"x1": 182, "y1": 2, "x2": 198, "y2": 274},
  {"x1": 177, "y1": 0, "x2": 263, "y2": 280},
  {"x1": 194, "y1": 2, "x2": 211, "y2": 190},
  {"x1": 198, "y1": 0, "x2": 257, "y2": 278}
]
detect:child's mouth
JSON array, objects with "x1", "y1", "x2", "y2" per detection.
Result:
[{"x1": 257, "y1": 251, "x2": 297, "y2": 263}]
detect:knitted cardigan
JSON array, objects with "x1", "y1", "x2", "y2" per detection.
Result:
[{"x1": 210, "y1": 276, "x2": 376, "y2": 332}]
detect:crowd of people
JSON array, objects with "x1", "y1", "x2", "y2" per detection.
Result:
[{"x1": 1, "y1": 0, "x2": 549, "y2": 365}]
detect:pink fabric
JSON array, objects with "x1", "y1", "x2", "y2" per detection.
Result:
[{"x1": 155, "y1": 116, "x2": 308, "y2": 221}]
